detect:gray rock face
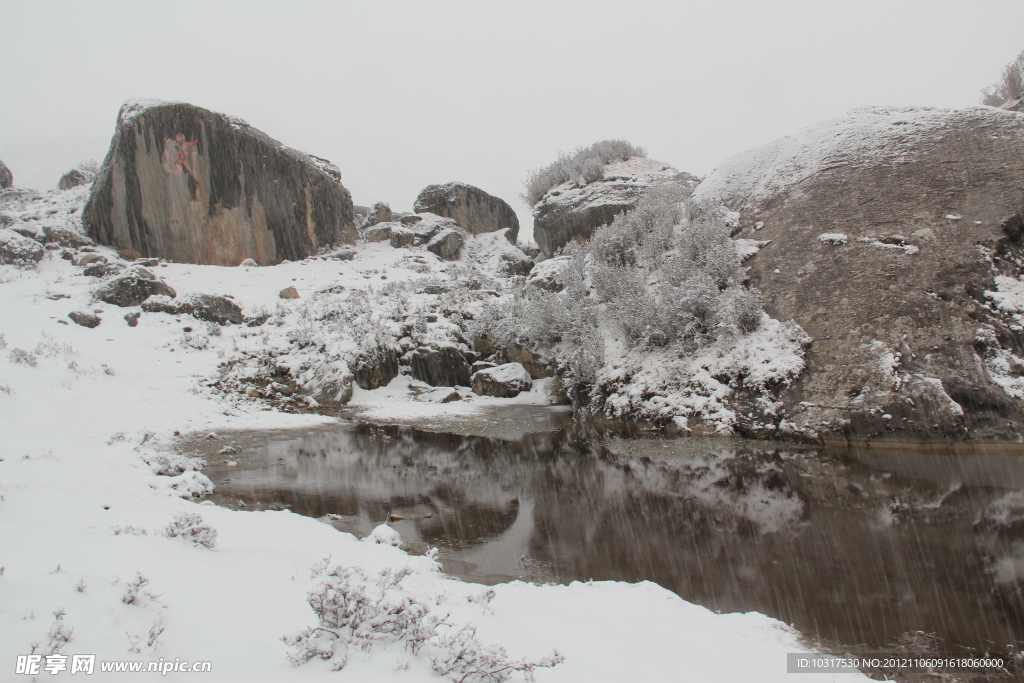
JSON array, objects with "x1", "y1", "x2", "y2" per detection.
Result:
[
  {"x1": 500, "y1": 250, "x2": 533, "y2": 276},
  {"x1": 44, "y1": 225, "x2": 93, "y2": 248},
  {"x1": 59, "y1": 168, "x2": 93, "y2": 190},
  {"x1": 363, "y1": 223, "x2": 394, "y2": 242},
  {"x1": 68, "y1": 311, "x2": 101, "y2": 328},
  {"x1": 532, "y1": 158, "x2": 695, "y2": 257},
  {"x1": 410, "y1": 345, "x2": 471, "y2": 387},
  {"x1": 362, "y1": 202, "x2": 393, "y2": 229},
  {"x1": 471, "y1": 362, "x2": 533, "y2": 397},
  {"x1": 351, "y1": 347, "x2": 399, "y2": 390},
  {"x1": 389, "y1": 214, "x2": 456, "y2": 249},
  {"x1": 0, "y1": 160, "x2": 11, "y2": 188},
  {"x1": 425, "y1": 228, "x2": 464, "y2": 260},
  {"x1": 414, "y1": 182, "x2": 520, "y2": 243},
  {"x1": 0, "y1": 229, "x2": 44, "y2": 265},
  {"x1": 95, "y1": 271, "x2": 177, "y2": 307},
  {"x1": 694, "y1": 106, "x2": 1024, "y2": 445},
  {"x1": 141, "y1": 293, "x2": 244, "y2": 325},
  {"x1": 84, "y1": 100, "x2": 355, "y2": 267}
]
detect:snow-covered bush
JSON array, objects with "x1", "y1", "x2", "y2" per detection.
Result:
[
  {"x1": 522, "y1": 139, "x2": 647, "y2": 205},
  {"x1": 163, "y1": 512, "x2": 218, "y2": 549},
  {"x1": 982, "y1": 48, "x2": 1024, "y2": 107},
  {"x1": 283, "y1": 562, "x2": 564, "y2": 681}
]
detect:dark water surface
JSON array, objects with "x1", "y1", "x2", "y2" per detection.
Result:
[{"x1": 201, "y1": 409, "x2": 1024, "y2": 658}]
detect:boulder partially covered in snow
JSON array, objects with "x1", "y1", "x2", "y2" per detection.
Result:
[
  {"x1": 0, "y1": 160, "x2": 11, "y2": 188},
  {"x1": 59, "y1": 168, "x2": 93, "y2": 190},
  {"x1": 390, "y1": 213, "x2": 457, "y2": 249},
  {"x1": 526, "y1": 255, "x2": 570, "y2": 291},
  {"x1": 410, "y1": 344, "x2": 471, "y2": 387},
  {"x1": 83, "y1": 99, "x2": 356, "y2": 267},
  {"x1": 532, "y1": 158, "x2": 697, "y2": 257},
  {"x1": 361, "y1": 201, "x2": 392, "y2": 229},
  {"x1": 426, "y1": 228, "x2": 465, "y2": 260},
  {"x1": 414, "y1": 182, "x2": 520, "y2": 243},
  {"x1": 0, "y1": 229, "x2": 44, "y2": 265},
  {"x1": 141, "y1": 293, "x2": 244, "y2": 325},
  {"x1": 472, "y1": 362, "x2": 533, "y2": 397},
  {"x1": 95, "y1": 270, "x2": 176, "y2": 307},
  {"x1": 696, "y1": 105, "x2": 1024, "y2": 444}
]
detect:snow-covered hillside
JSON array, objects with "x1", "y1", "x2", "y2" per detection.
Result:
[{"x1": 0, "y1": 185, "x2": 876, "y2": 681}]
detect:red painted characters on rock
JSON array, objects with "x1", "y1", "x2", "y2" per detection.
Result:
[{"x1": 162, "y1": 133, "x2": 199, "y2": 180}]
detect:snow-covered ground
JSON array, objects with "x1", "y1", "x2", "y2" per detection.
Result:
[{"x1": 0, "y1": 186, "x2": 877, "y2": 681}]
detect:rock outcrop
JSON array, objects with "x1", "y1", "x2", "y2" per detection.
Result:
[
  {"x1": 68, "y1": 311, "x2": 101, "y2": 328},
  {"x1": 361, "y1": 202, "x2": 392, "y2": 229},
  {"x1": 410, "y1": 345, "x2": 471, "y2": 387},
  {"x1": 694, "y1": 105, "x2": 1024, "y2": 446},
  {"x1": 413, "y1": 182, "x2": 520, "y2": 243},
  {"x1": 351, "y1": 347, "x2": 399, "y2": 390},
  {"x1": 83, "y1": 100, "x2": 355, "y2": 267},
  {"x1": 0, "y1": 160, "x2": 11, "y2": 188},
  {"x1": 471, "y1": 363, "x2": 532, "y2": 397},
  {"x1": 59, "y1": 168, "x2": 93, "y2": 190},
  {"x1": 532, "y1": 158, "x2": 697, "y2": 257}
]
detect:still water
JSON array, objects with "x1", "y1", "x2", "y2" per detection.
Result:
[{"x1": 201, "y1": 409, "x2": 1024, "y2": 657}]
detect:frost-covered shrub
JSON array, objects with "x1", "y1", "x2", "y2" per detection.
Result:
[
  {"x1": 9, "y1": 348, "x2": 38, "y2": 367},
  {"x1": 283, "y1": 562, "x2": 564, "y2": 680},
  {"x1": 522, "y1": 139, "x2": 647, "y2": 205},
  {"x1": 591, "y1": 182, "x2": 689, "y2": 267},
  {"x1": 982, "y1": 48, "x2": 1024, "y2": 107},
  {"x1": 163, "y1": 512, "x2": 218, "y2": 549}
]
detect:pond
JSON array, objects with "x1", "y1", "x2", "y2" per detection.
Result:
[{"x1": 198, "y1": 408, "x2": 1024, "y2": 661}]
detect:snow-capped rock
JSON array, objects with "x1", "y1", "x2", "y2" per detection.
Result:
[
  {"x1": 414, "y1": 181, "x2": 520, "y2": 242},
  {"x1": 696, "y1": 105, "x2": 1024, "y2": 443},
  {"x1": 532, "y1": 157, "x2": 697, "y2": 257},
  {"x1": 471, "y1": 362, "x2": 533, "y2": 397}
]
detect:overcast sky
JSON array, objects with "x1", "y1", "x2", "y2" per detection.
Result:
[{"x1": 2, "y1": 0, "x2": 1023, "y2": 241}]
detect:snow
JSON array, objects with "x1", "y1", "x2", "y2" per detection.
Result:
[
  {"x1": 537, "y1": 158, "x2": 679, "y2": 213},
  {"x1": 600, "y1": 316, "x2": 811, "y2": 434},
  {"x1": 0, "y1": 185, "x2": 878, "y2": 682},
  {"x1": 733, "y1": 238, "x2": 771, "y2": 260},
  {"x1": 474, "y1": 362, "x2": 531, "y2": 384},
  {"x1": 817, "y1": 233, "x2": 847, "y2": 246}
]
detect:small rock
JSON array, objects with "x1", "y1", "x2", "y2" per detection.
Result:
[
  {"x1": 240, "y1": 258, "x2": 258, "y2": 267},
  {"x1": 77, "y1": 253, "x2": 107, "y2": 267},
  {"x1": 270, "y1": 382, "x2": 294, "y2": 396},
  {"x1": 279, "y1": 286, "x2": 300, "y2": 299},
  {"x1": 59, "y1": 168, "x2": 93, "y2": 190},
  {"x1": 68, "y1": 311, "x2": 101, "y2": 328},
  {"x1": 226, "y1": 461, "x2": 238, "y2": 467},
  {"x1": 124, "y1": 312, "x2": 140, "y2": 327},
  {"x1": 218, "y1": 446, "x2": 237, "y2": 455},
  {"x1": 245, "y1": 387, "x2": 260, "y2": 397},
  {"x1": 43, "y1": 225, "x2": 93, "y2": 248}
]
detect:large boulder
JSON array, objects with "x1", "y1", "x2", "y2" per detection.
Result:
[
  {"x1": 83, "y1": 100, "x2": 355, "y2": 267},
  {"x1": 410, "y1": 344, "x2": 471, "y2": 387},
  {"x1": 471, "y1": 363, "x2": 533, "y2": 397},
  {"x1": 95, "y1": 271, "x2": 177, "y2": 307},
  {"x1": 389, "y1": 213, "x2": 456, "y2": 249},
  {"x1": 694, "y1": 105, "x2": 1024, "y2": 445},
  {"x1": 0, "y1": 229, "x2": 44, "y2": 265},
  {"x1": 59, "y1": 168, "x2": 93, "y2": 190},
  {"x1": 532, "y1": 158, "x2": 696, "y2": 257},
  {"x1": 0, "y1": 160, "x2": 11, "y2": 188},
  {"x1": 413, "y1": 182, "x2": 520, "y2": 243}
]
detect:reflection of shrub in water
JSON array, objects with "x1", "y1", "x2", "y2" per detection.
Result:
[{"x1": 974, "y1": 491, "x2": 1024, "y2": 621}]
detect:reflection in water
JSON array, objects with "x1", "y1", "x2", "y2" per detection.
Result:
[{"x1": 205, "y1": 420, "x2": 1024, "y2": 655}]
